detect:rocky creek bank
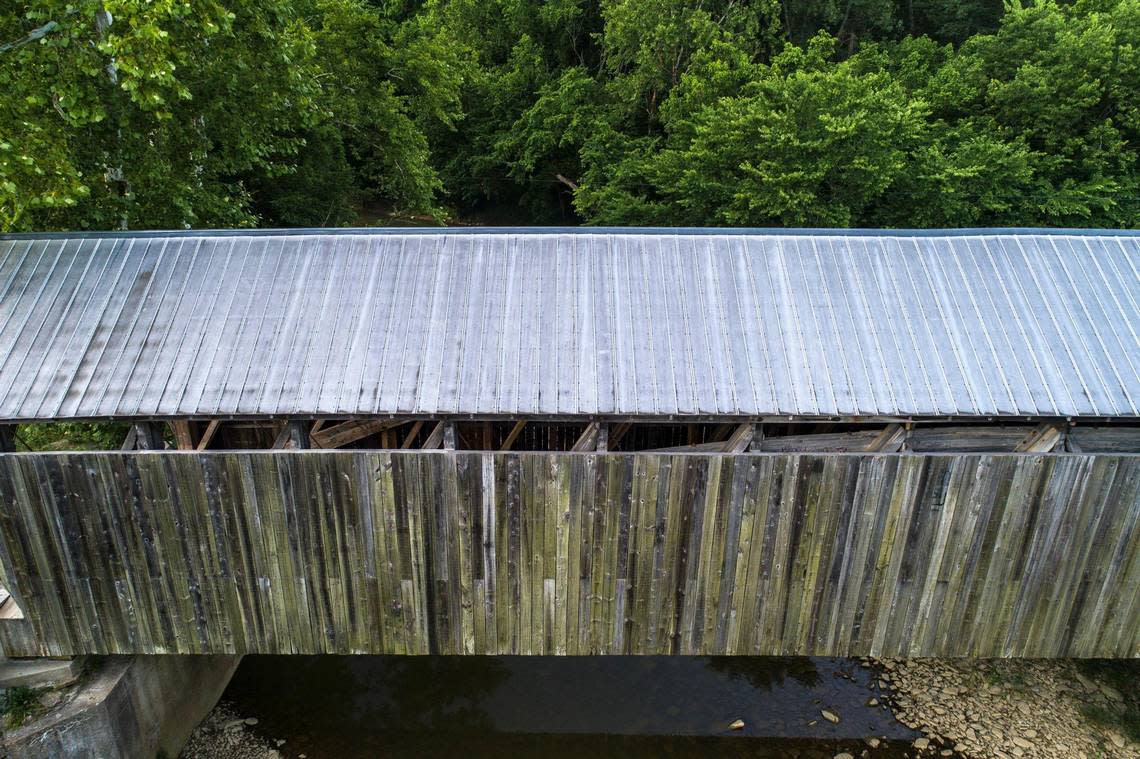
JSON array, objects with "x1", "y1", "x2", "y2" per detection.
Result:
[{"x1": 869, "y1": 657, "x2": 1139, "y2": 758}]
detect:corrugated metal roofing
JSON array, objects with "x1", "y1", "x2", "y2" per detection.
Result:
[{"x1": 0, "y1": 229, "x2": 1137, "y2": 420}]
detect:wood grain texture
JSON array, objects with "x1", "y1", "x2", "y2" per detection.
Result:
[{"x1": 0, "y1": 452, "x2": 1136, "y2": 658}]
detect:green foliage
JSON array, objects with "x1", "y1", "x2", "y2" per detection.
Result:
[
  {"x1": 1, "y1": 0, "x2": 463, "y2": 231},
  {"x1": 1, "y1": 686, "x2": 45, "y2": 728},
  {"x1": 1, "y1": 0, "x2": 315, "y2": 230},
  {"x1": 248, "y1": 126, "x2": 359, "y2": 227},
  {"x1": 1076, "y1": 660, "x2": 1140, "y2": 743},
  {"x1": 3, "y1": 0, "x2": 1138, "y2": 230},
  {"x1": 572, "y1": 0, "x2": 1140, "y2": 228},
  {"x1": 15, "y1": 422, "x2": 129, "y2": 451}
]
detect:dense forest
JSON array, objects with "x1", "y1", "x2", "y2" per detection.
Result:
[{"x1": 2, "y1": 0, "x2": 1138, "y2": 231}]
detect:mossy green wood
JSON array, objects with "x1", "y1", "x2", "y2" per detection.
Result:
[{"x1": 0, "y1": 451, "x2": 1136, "y2": 658}]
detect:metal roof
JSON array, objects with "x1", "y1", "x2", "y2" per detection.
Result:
[{"x1": 0, "y1": 229, "x2": 1137, "y2": 420}]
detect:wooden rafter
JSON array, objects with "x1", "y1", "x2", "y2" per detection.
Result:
[
  {"x1": 1015, "y1": 423, "x2": 1063, "y2": 453},
  {"x1": 864, "y1": 423, "x2": 906, "y2": 453},
  {"x1": 400, "y1": 420, "x2": 425, "y2": 449},
  {"x1": 609, "y1": 422, "x2": 632, "y2": 450},
  {"x1": 711, "y1": 422, "x2": 736, "y2": 442},
  {"x1": 195, "y1": 420, "x2": 221, "y2": 451},
  {"x1": 642, "y1": 441, "x2": 729, "y2": 454},
  {"x1": 311, "y1": 419, "x2": 401, "y2": 449},
  {"x1": 271, "y1": 423, "x2": 291, "y2": 449},
  {"x1": 571, "y1": 422, "x2": 602, "y2": 452},
  {"x1": 422, "y1": 421, "x2": 445, "y2": 450},
  {"x1": 723, "y1": 423, "x2": 755, "y2": 453},
  {"x1": 499, "y1": 421, "x2": 527, "y2": 451}
]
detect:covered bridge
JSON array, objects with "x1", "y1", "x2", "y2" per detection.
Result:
[{"x1": 0, "y1": 228, "x2": 1137, "y2": 658}]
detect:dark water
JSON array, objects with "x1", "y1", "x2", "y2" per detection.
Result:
[{"x1": 223, "y1": 656, "x2": 922, "y2": 758}]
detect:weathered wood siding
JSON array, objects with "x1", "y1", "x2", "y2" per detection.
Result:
[{"x1": 0, "y1": 452, "x2": 1136, "y2": 658}]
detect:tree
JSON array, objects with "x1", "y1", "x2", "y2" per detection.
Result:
[
  {"x1": 1, "y1": 0, "x2": 323, "y2": 231},
  {"x1": 574, "y1": 1, "x2": 1140, "y2": 228},
  {"x1": 4, "y1": 0, "x2": 1138, "y2": 231},
  {"x1": 0, "y1": 0, "x2": 466, "y2": 231},
  {"x1": 579, "y1": 34, "x2": 930, "y2": 226}
]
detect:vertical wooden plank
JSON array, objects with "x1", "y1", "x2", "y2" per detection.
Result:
[
  {"x1": 228, "y1": 456, "x2": 271, "y2": 651},
  {"x1": 553, "y1": 454, "x2": 570, "y2": 655},
  {"x1": 711, "y1": 458, "x2": 746, "y2": 653},
  {"x1": 588, "y1": 454, "x2": 614, "y2": 654},
  {"x1": 473, "y1": 579, "x2": 487, "y2": 654},
  {"x1": 658, "y1": 456, "x2": 692, "y2": 654},
  {"x1": 866, "y1": 456, "x2": 926, "y2": 656},
  {"x1": 564, "y1": 455, "x2": 586, "y2": 655},
  {"x1": 395, "y1": 454, "x2": 431, "y2": 654},
  {"x1": 883, "y1": 458, "x2": 949, "y2": 656},
  {"x1": 576, "y1": 454, "x2": 599, "y2": 655},
  {"x1": 370, "y1": 451, "x2": 406, "y2": 654},
  {"x1": 1067, "y1": 458, "x2": 1139, "y2": 656},
  {"x1": 480, "y1": 453, "x2": 498, "y2": 654},
  {"x1": 739, "y1": 457, "x2": 779, "y2": 655},
  {"x1": 783, "y1": 457, "x2": 832, "y2": 655},
  {"x1": 504, "y1": 454, "x2": 522, "y2": 654},
  {"x1": 726, "y1": 456, "x2": 764, "y2": 654},
  {"x1": 758, "y1": 456, "x2": 799, "y2": 654},
  {"x1": 930, "y1": 455, "x2": 1007, "y2": 654},
  {"x1": 644, "y1": 456, "x2": 675, "y2": 655},
  {"x1": 630, "y1": 454, "x2": 661, "y2": 654},
  {"x1": 453, "y1": 452, "x2": 476, "y2": 655},
  {"x1": 517, "y1": 456, "x2": 535, "y2": 654},
  {"x1": 620, "y1": 455, "x2": 644, "y2": 654},
  {"x1": 542, "y1": 455, "x2": 559, "y2": 654}
]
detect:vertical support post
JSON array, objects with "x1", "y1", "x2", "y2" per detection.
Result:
[
  {"x1": 596, "y1": 423, "x2": 609, "y2": 452},
  {"x1": 287, "y1": 421, "x2": 311, "y2": 450},
  {"x1": 169, "y1": 420, "x2": 195, "y2": 450},
  {"x1": 442, "y1": 422, "x2": 457, "y2": 451},
  {"x1": 748, "y1": 424, "x2": 765, "y2": 452},
  {"x1": 132, "y1": 422, "x2": 165, "y2": 450},
  {"x1": 0, "y1": 425, "x2": 15, "y2": 453}
]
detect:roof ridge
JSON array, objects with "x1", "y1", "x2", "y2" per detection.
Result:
[{"x1": 4, "y1": 227, "x2": 1140, "y2": 240}]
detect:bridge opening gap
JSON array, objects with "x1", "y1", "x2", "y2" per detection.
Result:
[{"x1": 5, "y1": 418, "x2": 1139, "y2": 454}]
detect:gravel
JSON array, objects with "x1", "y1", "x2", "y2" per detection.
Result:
[
  {"x1": 869, "y1": 658, "x2": 1139, "y2": 758},
  {"x1": 180, "y1": 702, "x2": 281, "y2": 759}
]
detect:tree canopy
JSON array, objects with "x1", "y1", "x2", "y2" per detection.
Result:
[{"x1": 2, "y1": 0, "x2": 1137, "y2": 230}]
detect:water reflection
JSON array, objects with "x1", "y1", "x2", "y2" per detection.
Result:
[
  {"x1": 708, "y1": 656, "x2": 823, "y2": 690},
  {"x1": 221, "y1": 656, "x2": 917, "y2": 758}
]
